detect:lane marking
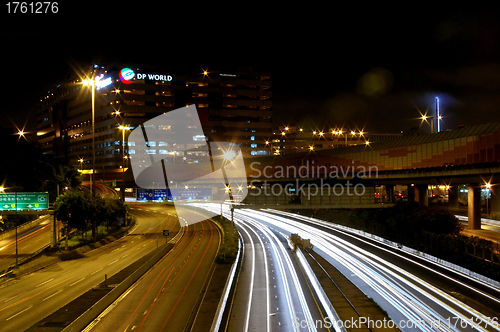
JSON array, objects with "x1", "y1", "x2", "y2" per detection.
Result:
[
  {"x1": 69, "y1": 278, "x2": 85, "y2": 286},
  {"x1": 42, "y1": 290, "x2": 63, "y2": 302},
  {"x1": 6, "y1": 305, "x2": 32, "y2": 321},
  {"x1": 36, "y1": 278, "x2": 54, "y2": 288},
  {"x1": 108, "y1": 259, "x2": 119, "y2": 266}
]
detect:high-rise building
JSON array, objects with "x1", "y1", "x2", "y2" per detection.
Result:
[{"x1": 36, "y1": 63, "x2": 272, "y2": 189}]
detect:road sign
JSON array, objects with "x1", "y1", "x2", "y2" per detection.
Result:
[
  {"x1": 163, "y1": 229, "x2": 170, "y2": 236},
  {"x1": 0, "y1": 192, "x2": 49, "y2": 211}
]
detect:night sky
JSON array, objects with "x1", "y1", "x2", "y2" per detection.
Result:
[{"x1": 2, "y1": 6, "x2": 500, "y2": 137}]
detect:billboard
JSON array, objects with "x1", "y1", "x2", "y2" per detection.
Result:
[
  {"x1": 136, "y1": 188, "x2": 212, "y2": 202},
  {"x1": 0, "y1": 192, "x2": 49, "y2": 211}
]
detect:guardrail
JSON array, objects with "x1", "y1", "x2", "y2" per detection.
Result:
[
  {"x1": 290, "y1": 212, "x2": 500, "y2": 290},
  {"x1": 1, "y1": 243, "x2": 52, "y2": 278},
  {"x1": 296, "y1": 248, "x2": 346, "y2": 332},
  {"x1": 0, "y1": 214, "x2": 51, "y2": 241},
  {"x1": 210, "y1": 236, "x2": 243, "y2": 332}
]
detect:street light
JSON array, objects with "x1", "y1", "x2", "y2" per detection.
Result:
[
  {"x1": 485, "y1": 183, "x2": 491, "y2": 216},
  {"x1": 420, "y1": 113, "x2": 442, "y2": 134},
  {"x1": 118, "y1": 125, "x2": 130, "y2": 201},
  {"x1": 81, "y1": 76, "x2": 96, "y2": 199}
]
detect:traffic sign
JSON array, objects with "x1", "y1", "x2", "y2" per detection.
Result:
[
  {"x1": 163, "y1": 229, "x2": 170, "y2": 236},
  {"x1": 0, "y1": 192, "x2": 49, "y2": 211}
]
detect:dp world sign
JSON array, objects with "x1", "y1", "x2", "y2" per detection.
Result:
[{"x1": 0, "y1": 192, "x2": 49, "y2": 211}]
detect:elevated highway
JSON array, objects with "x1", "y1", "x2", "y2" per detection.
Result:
[{"x1": 241, "y1": 122, "x2": 500, "y2": 230}]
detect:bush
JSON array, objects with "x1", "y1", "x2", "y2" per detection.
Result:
[{"x1": 214, "y1": 215, "x2": 240, "y2": 264}]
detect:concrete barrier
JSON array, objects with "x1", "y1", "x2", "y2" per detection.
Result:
[
  {"x1": 62, "y1": 226, "x2": 186, "y2": 332},
  {"x1": 210, "y1": 237, "x2": 243, "y2": 332}
]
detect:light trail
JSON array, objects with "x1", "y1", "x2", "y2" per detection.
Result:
[
  {"x1": 195, "y1": 203, "x2": 319, "y2": 331},
  {"x1": 192, "y1": 203, "x2": 500, "y2": 332},
  {"x1": 253, "y1": 208, "x2": 500, "y2": 332}
]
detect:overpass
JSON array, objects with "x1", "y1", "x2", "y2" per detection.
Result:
[{"x1": 242, "y1": 122, "x2": 500, "y2": 230}]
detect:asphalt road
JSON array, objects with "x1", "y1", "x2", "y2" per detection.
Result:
[
  {"x1": 194, "y1": 203, "x2": 330, "y2": 332},
  {"x1": 84, "y1": 207, "x2": 221, "y2": 332},
  {"x1": 0, "y1": 214, "x2": 57, "y2": 272},
  {"x1": 252, "y1": 209, "x2": 500, "y2": 332},
  {"x1": 0, "y1": 203, "x2": 178, "y2": 332}
]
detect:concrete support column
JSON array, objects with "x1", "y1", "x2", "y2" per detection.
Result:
[
  {"x1": 415, "y1": 184, "x2": 428, "y2": 207},
  {"x1": 448, "y1": 185, "x2": 459, "y2": 211},
  {"x1": 467, "y1": 185, "x2": 481, "y2": 230},
  {"x1": 490, "y1": 184, "x2": 500, "y2": 218},
  {"x1": 407, "y1": 184, "x2": 415, "y2": 202}
]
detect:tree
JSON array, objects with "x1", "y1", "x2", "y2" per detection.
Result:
[{"x1": 54, "y1": 189, "x2": 92, "y2": 249}]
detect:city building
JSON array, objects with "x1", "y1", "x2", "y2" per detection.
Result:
[
  {"x1": 36, "y1": 63, "x2": 272, "y2": 193},
  {"x1": 267, "y1": 126, "x2": 402, "y2": 155}
]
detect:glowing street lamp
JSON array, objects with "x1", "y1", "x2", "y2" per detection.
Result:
[{"x1": 119, "y1": 125, "x2": 130, "y2": 201}]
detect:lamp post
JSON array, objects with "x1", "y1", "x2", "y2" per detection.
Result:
[
  {"x1": 82, "y1": 69, "x2": 97, "y2": 242},
  {"x1": 81, "y1": 76, "x2": 96, "y2": 198},
  {"x1": 118, "y1": 125, "x2": 130, "y2": 201},
  {"x1": 333, "y1": 130, "x2": 348, "y2": 147},
  {"x1": 421, "y1": 114, "x2": 442, "y2": 134}
]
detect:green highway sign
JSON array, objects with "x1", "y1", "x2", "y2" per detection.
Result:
[{"x1": 0, "y1": 192, "x2": 49, "y2": 211}]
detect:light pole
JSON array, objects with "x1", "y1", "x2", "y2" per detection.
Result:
[
  {"x1": 82, "y1": 69, "x2": 97, "y2": 242},
  {"x1": 118, "y1": 125, "x2": 130, "y2": 201},
  {"x1": 333, "y1": 130, "x2": 348, "y2": 147},
  {"x1": 81, "y1": 76, "x2": 96, "y2": 198},
  {"x1": 421, "y1": 114, "x2": 442, "y2": 134}
]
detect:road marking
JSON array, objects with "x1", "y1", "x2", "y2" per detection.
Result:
[
  {"x1": 91, "y1": 268, "x2": 103, "y2": 275},
  {"x1": 121, "y1": 253, "x2": 129, "y2": 259},
  {"x1": 36, "y1": 278, "x2": 54, "y2": 288},
  {"x1": 69, "y1": 278, "x2": 85, "y2": 286},
  {"x1": 4, "y1": 294, "x2": 20, "y2": 303},
  {"x1": 6, "y1": 305, "x2": 32, "y2": 321},
  {"x1": 42, "y1": 290, "x2": 63, "y2": 301},
  {"x1": 108, "y1": 259, "x2": 118, "y2": 266}
]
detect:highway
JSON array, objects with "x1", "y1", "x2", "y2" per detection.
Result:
[
  {"x1": 84, "y1": 207, "x2": 220, "y2": 332},
  {"x1": 0, "y1": 214, "x2": 57, "y2": 273},
  {"x1": 194, "y1": 204, "x2": 500, "y2": 332},
  {"x1": 0, "y1": 203, "x2": 177, "y2": 332},
  {"x1": 195, "y1": 204, "x2": 331, "y2": 332},
  {"x1": 253, "y1": 209, "x2": 500, "y2": 332}
]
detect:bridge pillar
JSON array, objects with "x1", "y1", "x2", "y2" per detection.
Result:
[
  {"x1": 407, "y1": 184, "x2": 415, "y2": 202},
  {"x1": 414, "y1": 184, "x2": 428, "y2": 207},
  {"x1": 467, "y1": 185, "x2": 482, "y2": 230},
  {"x1": 448, "y1": 185, "x2": 459, "y2": 211},
  {"x1": 490, "y1": 184, "x2": 500, "y2": 218}
]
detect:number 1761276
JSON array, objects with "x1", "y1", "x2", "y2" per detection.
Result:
[{"x1": 6, "y1": 2, "x2": 58, "y2": 13}]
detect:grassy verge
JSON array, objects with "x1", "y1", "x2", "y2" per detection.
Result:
[
  {"x1": 58, "y1": 221, "x2": 133, "y2": 251},
  {"x1": 213, "y1": 215, "x2": 240, "y2": 264}
]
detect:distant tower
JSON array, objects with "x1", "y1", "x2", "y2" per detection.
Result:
[{"x1": 435, "y1": 95, "x2": 441, "y2": 132}]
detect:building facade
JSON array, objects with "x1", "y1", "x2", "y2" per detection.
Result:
[{"x1": 36, "y1": 63, "x2": 272, "y2": 187}]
